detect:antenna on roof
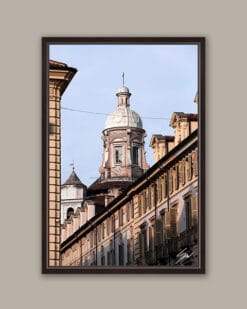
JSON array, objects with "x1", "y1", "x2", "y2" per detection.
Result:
[{"x1": 122, "y1": 72, "x2": 125, "y2": 86}]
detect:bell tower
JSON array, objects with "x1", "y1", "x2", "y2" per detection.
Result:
[{"x1": 99, "y1": 84, "x2": 149, "y2": 183}]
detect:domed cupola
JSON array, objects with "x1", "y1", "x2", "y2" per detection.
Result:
[
  {"x1": 104, "y1": 85, "x2": 143, "y2": 130},
  {"x1": 99, "y1": 78, "x2": 149, "y2": 187}
]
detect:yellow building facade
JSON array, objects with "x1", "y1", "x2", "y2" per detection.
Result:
[
  {"x1": 60, "y1": 114, "x2": 199, "y2": 267},
  {"x1": 47, "y1": 60, "x2": 76, "y2": 267}
]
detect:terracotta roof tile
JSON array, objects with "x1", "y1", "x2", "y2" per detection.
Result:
[{"x1": 49, "y1": 59, "x2": 67, "y2": 68}]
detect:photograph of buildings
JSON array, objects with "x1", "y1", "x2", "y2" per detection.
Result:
[{"x1": 45, "y1": 40, "x2": 203, "y2": 272}]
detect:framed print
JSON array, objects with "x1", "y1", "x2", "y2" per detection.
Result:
[{"x1": 42, "y1": 37, "x2": 205, "y2": 274}]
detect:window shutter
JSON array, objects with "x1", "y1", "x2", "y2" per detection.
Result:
[
  {"x1": 139, "y1": 232, "x2": 142, "y2": 258},
  {"x1": 138, "y1": 195, "x2": 142, "y2": 216},
  {"x1": 164, "y1": 174, "x2": 167, "y2": 198},
  {"x1": 149, "y1": 225, "x2": 153, "y2": 252},
  {"x1": 157, "y1": 178, "x2": 161, "y2": 201},
  {"x1": 156, "y1": 219, "x2": 162, "y2": 246},
  {"x1": 192, "y1": 150, "x2": 198, "y2": 176},
  {"x1": 143, "y1": 191, "x2": 147, "y2": 213},
  {"x1": 175, "y1": 165, "x2": 179, "y2": 190},
  {"x1": 153, "y1": 183, "x2": 157, "y2": 206},
  {"x1": 106, "y1": 219, "x2": 110, "y2": 235},
  {"x1": 179, "y1": 161, "x2": 184, "y2": 186},
  {"x1": 131, "y1": 200, "x2": 134, "y2": 218},
  {"x1": 101, "y1": 223, "x2": 104, "y2": 239},
  {"x1": 165, "y1": 211, "x2": 171, "y2": 239},
  {"x1": 94, "y1": 230, "x2": 97, "y2": 246},
  {"x1": 148, "y1": 186, "x2": 152, "y2": 209},
  {"x1": 169, "y1": 170, "x2": 173, "y2": 194},
  {"x1": 111, "y1": 215, "x2": 115, "y2": 233},
  {"x1": 170, "y1": 206, "x2": 177, "y2": 237},
  {"x1": 185, "y1": 199, "x2": 192, "y2": 230},
  {"x1": 187, "y1": 155, "x2": 192, "y2": 180},
  {"x1": 191, "y1": 195, "x2": 198, "y2": 226},
  {"x1": 98, "y1": 226, "x2": 101, "y2": 242},
  {"x1": 127, "y1": 240, "x2": 130, "y2": 264},
  {"x1": 119, "y1": 209, "x2": 123, "y2": 226},
  {"x1": 126, "y1": 203, "x2": 130, "y2": 221}
]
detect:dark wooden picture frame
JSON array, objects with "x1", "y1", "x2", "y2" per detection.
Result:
[{"x1": 42, "y1": 37, "x2": 205, "y2": 274}]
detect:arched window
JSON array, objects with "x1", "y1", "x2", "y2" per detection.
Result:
[{"x1": 67, "y1": 207, "x2": 74, "y2": 219}]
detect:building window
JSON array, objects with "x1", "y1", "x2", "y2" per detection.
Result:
[
  {"x1": 148, "y1": 186, "x2": 152, "y2": 209},
  {"x1": 138, "y1": 194, "x2": 142, "y2": 216},
  {"x1": 175, "y1": 165, "x2": 179, "y2": 190},
  {"x1": 107, "y1": 240, "x2": 115, "y2": 266},
  {"x1": 132, "y1": 146, "x2": 139, "y2": 165},
  {"x1": 67, "y1": 207, "x2": 74, "y2": 219},
  {"x1": 149, "y1": 224, "x2": 155, "y2": 260},
  {"x1": 127, "y1": 239, "x2": 131, "y2": 264},
  {"x1": 106, "y1": 218, "x2": 110, "y2": 235},
  {"x1": 101, "y1": 223, "x2": 105, "y2": 239},
  {"x1": 119, "y1": 243, "x2": 124, "y2": 265},
  {"x1": 111, "y1": 215, "x2": 115, "y2": 233},
  {"x1": 126, "y1": 203, "x2": 130, "y2": 222},
  {"x1": 91, "y1": 251, "x2": 96, "y2": 266},
  {"x1": 139, "y1": 227, "x2": 147, "y2": 264},
  {"x1": 114, "y1": 146, "x2": 122, "y2": 164},
  {"x1": 98, "y1": 225, "x2": 101, "y2": 242},
  {"x1": 119, "y1": 208, "x2": 123, "y2": 226},
  {"x1": 160, "y1": 176, "x2": 164, "y2": 201},
  {"x1": 130, "y1": 200, "x2": 134, "y2": 218},
  {"x1": 152, "y1": 183, "x2": 157, "y2": 207},
  {"x1": 192, "y1": 150, "x2": 198, "y2": 176},
  {"x1": 100, "y1": 246, "x2": 105, "y2": 266},
  {"x1": 90, "y1": 232, "x2": 93, "y2": 249},
  {"x1": 179, "y1": 160, "x2": 185, "y2": 186},
  {"x1": 170, "y1": 204, "x2": 178, "y2": 237},
  {"x1": 143, "y1": 190, "x2": 147, "y2": 213},
  {"x1": 184, "y1": 197, "x2": 192, "y2": 231},
  {"x1": 186, "y1": 155, "x2": 192, "y2": 180},
  {"x1": 168, "y1": 169, "x2": 173, "y2": 194},
  {"x1": 94, "y1": 230, "x2": 97, "y2": 246}
]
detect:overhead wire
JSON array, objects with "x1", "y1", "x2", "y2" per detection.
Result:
[{"x1": 61, "y1": 106, "x2": 170, "y2": 120}]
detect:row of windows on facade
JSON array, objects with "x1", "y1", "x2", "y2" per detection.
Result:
[
  {"x1": 85, "y1": 150, "x2": 198, "y2": 244},
  {"x1": 64, "y1": 196, "x2": 195, "y2": 266},
  {"x1": 63, "y1": 237, "x2": 135, "y2": 266},
  {"x1": 82, "y1": 190, "x2": 195, "y2": 256}
]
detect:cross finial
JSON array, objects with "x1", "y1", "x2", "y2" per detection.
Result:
[
  {"x1": 70, "y1": 160, "x2": 75, "y2": 171},
  {"x1": 122, "y1": 72, "x2": 125, "y2": 86}
]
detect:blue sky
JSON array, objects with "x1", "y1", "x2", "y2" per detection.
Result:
[{"x1": 50, "y1": 44, "x2": 198, "y2": 186}]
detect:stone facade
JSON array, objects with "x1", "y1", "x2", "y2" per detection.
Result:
[
  {"x1": 149, "y1": 135, "x2": 175, "y2": 164},
  {"x1": 99, "y1": 86, "x2": 149, "y2": 187},
  {"x1": 170, "y1": 112, "x2": 198, "y2": 146},
  {"x1": 60, "y1": 113, "x2": 199, "y2": 267},
  {"x1": 61, "y1": 169, "x2": 87, "y2": 223},
  {"x1": 60, "y1": 85, "x2": 150, "y2": 242},
  {"x1": 48, "y1": 60, "x2": 76, "y2": 267}
]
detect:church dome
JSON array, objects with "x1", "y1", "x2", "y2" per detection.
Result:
[
  {"x1": 104, "y1": 85, "x2": 143, "y2": 130},
  {"x1": 118, "y1": 86, "x2": 130, "y2": 93},
  {"x1": 104, "y1": 106, "x2": 143, "y2": 130}
]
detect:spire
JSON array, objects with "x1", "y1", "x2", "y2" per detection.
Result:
[
  {"x1": 122, "y1": 72, "x2": 125, "y2": 86},
  {"x1": 116, "y1": 73, "x2": 131, "y2": 107},
  {"x1": 70, "y1": 160, "x2": 75, "y2": 171},
  {"x1": 63, "y1": 164, "x2": 86, "y2": 187}
]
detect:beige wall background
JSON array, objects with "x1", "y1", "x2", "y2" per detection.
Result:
[{"x1": 0, "y1": 0, "x2": 246, "y2": 308}]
